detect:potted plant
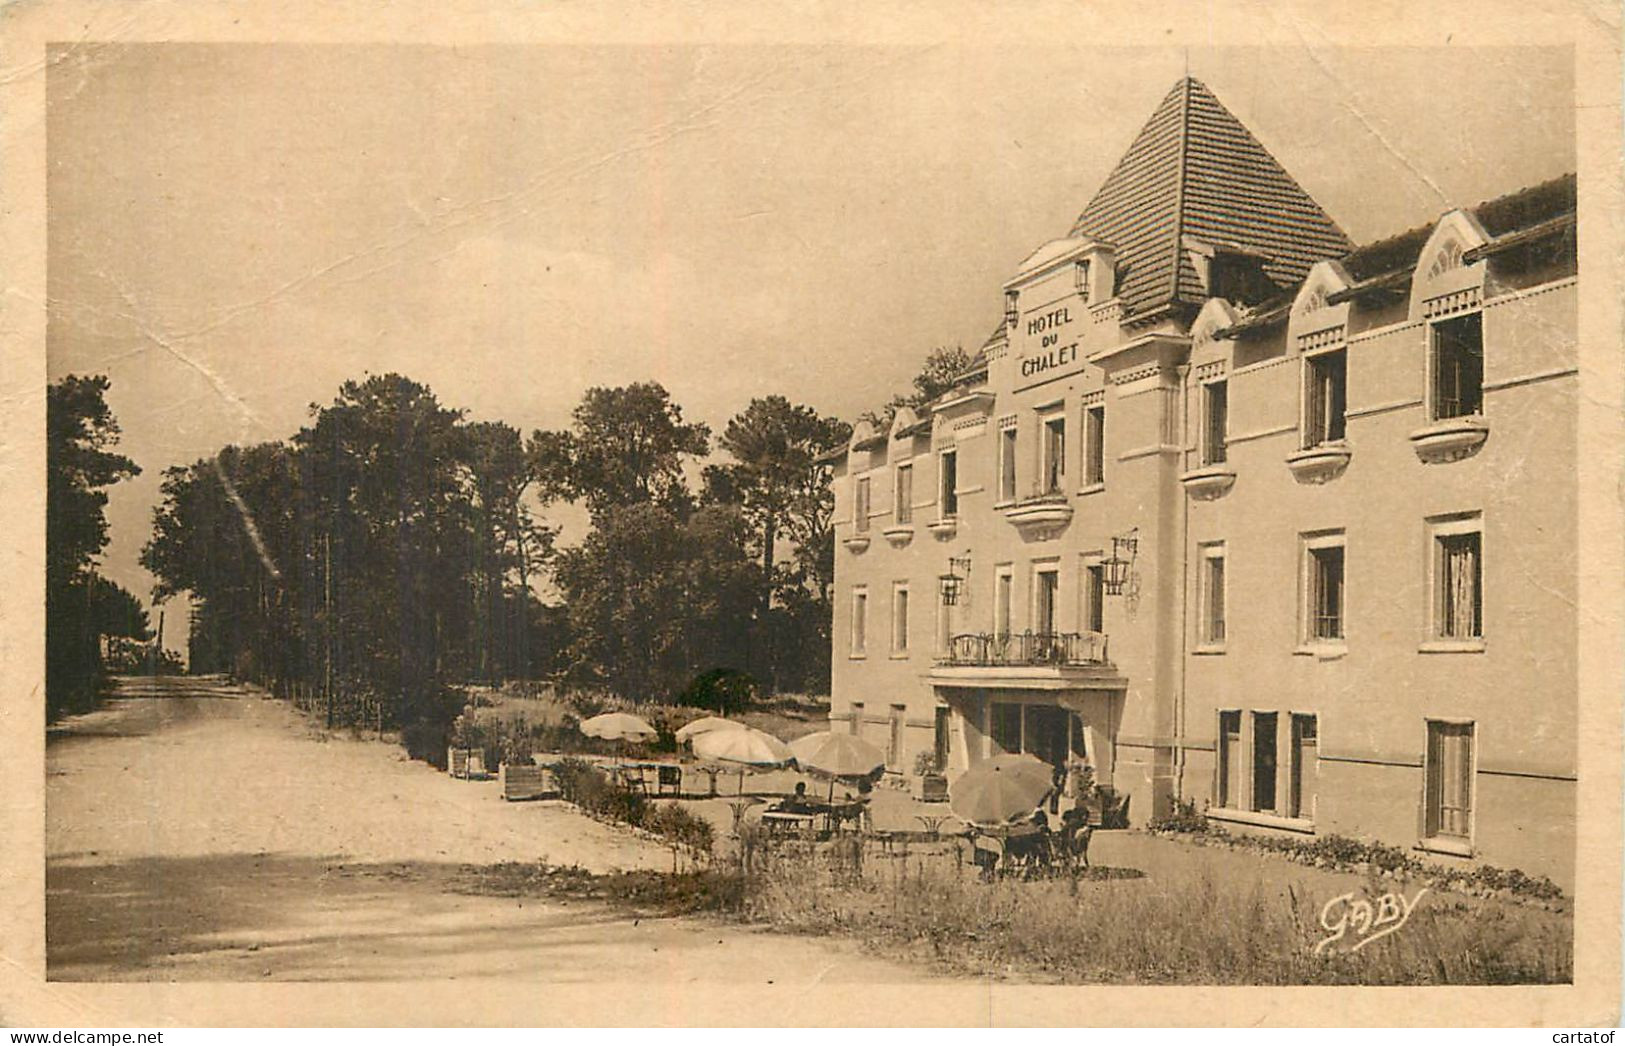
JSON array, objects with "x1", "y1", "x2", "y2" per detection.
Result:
[
  {"x1": 447, "y1": 706, "x2": 488, "y2": 780},
  {"x1": 498, "y1": 729, "x2": 549, "y2": 800},
  {"x1": 913, "y1": 750, "x2": 948, "y2": 802}
]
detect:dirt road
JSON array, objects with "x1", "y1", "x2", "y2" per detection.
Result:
[{"x1": 46, "y1": 676, "x2": 944, "y2": 984}]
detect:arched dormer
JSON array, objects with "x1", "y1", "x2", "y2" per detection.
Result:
[
  {"x1": 889, "y1": 404, "x2": 919, "y2": 440},
  {"x1": 1408, "y1": 209, "x2": 1490, "y2": 324},
  {"x1": 1286, "y1": 261, "x2": 1353, "y2": 346},
  {"x1": 1190, "y1": 297, "x2": 1240, "y2": 354}
]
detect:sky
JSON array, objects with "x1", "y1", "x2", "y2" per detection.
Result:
[{"x1": 45, "y1": 43, "x2": 1575, "y2": 651}]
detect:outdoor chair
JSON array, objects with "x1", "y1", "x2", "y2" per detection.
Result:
[
  {"x1": 618, "y1": 767, "x2": 648, "y2": 795},
  {"x1": 657, "y1": 764, "x2": 682, "y2": 796}
]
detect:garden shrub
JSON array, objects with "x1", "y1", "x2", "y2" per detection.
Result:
[{"x1": 678, "y1": 667, "x2": 757, "y2": 715}]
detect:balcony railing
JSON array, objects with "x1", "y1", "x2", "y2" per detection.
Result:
[{"x1": 938, "y1": 630, "x2": 1110, "y2": 667}]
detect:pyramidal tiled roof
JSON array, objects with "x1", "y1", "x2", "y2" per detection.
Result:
[{"x1": 1068, "y1": 78, "x2": 1353, "y2": 319}]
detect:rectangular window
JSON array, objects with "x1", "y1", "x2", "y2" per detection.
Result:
[
  {"x1": 1431, "y1": 313, "x2": 1484, "y2": 420},
  {"x1": 1303, "y1": 535, "x2": 1346, "y2": 643},
  {"x1": 888, "y1": 704, "x2": 906, "y2": 767},
  {"x1": 1084, "y1": 563, "x2": 1104, "y2": 633},
  {"x1": 854, "y1": 476, "x2": 870, "y2": 533},
  {"x1": 998, "y1": 426, "x2": 1018, "y2": 502},
  {"x1": 995, "y1": 568, "x2": 1013, "y2": 640},
  {"x1": 849, "y1": 702, "x2": 863, "y2": 736},
  {"x1": 991, "y1": 702, "x2": 1023, "y2": 755},
  {"x1": 1202, "y1": 380, "x2": 1229, "y2": 465},
  {"x1": 936, "y1": 595, "x2": 952, "y2": 654},
  {"x1": 1425, "y1": 720, "x2": 1475, "y2": 841},
  {"x1": 1252, "y1": 711, "x2": 1278, "y2": 813},
  {"x1": 939, "y1": 449, "x2": 959, "y2": 517},
  {"x1": 1434, "y1": 524, "x2": 1483, "y2": 640},
  {"x1": 895, "y1": 464, "x2": 913, "y2": 525},
  {"x1": 850, "y1": 590, "x2": 867, "y2": 655},
  {"x1": 1199, "y1": 543, "x2": 1226, "y2": 646},
  {"x1": 1035, "y1": 568, "x2": 1058, "y2": 635},
  {"x1": 1289, "y1": 714, "x2": 1318, "y2": 820},
  {"x1": 892, "y1": 584, "x2": 910, "y2": 654},
  {"x1": 1218, "y1": 710, "x2": 1242, "y2": 808},
  {"x1": 1042, "y1": 414, "x2": 1066, "y2": 493},
  {"x1": 1304, "y1": 349, "x2": 1347, "y2": 447},
  {"x1": 1084, "y1": 405, "x2": 1106, "y2": 486}
]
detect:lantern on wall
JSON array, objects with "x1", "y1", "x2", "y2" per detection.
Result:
[
  {"x1": 1103, "y1": 528, "x2": 1138, "y2": 596},
  {"x1": 939, "y1": 553, "x2": 972, "y2": 606}
]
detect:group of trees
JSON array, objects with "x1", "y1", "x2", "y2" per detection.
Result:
[
  {"x1": 136, "y1": 373, "x2": 853, "y2": 756},
  {"x1": 141, "y1": 375, "x2": 563, "y2": 746},
  {"x1": 46, "y1": 375, "x2": 149, "y2": 717},
  {"x1": 49, "y1": 343, "x2": 966, "y2": 745}
]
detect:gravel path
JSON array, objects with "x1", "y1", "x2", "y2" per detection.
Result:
[{"x1": 46, "y1": 676, "x2": 949, "y2": 985}]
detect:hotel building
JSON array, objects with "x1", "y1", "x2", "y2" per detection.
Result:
[{"x1": 823, "y1": 78, "x2": 1578, "y2": 886}]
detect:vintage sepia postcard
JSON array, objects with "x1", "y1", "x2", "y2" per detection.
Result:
[{"x1": 1, "y1": 0, "x2": 1620, "y2": 1029}]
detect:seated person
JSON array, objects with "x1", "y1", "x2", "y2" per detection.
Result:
[{"x1": 780, "y1": 781, "x2": 814, "y2": 814}]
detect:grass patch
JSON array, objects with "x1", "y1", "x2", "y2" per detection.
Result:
[
  {"x1": 727, "y1": 842, "x2": 1572, "y2": 985},
  {"x1": 452, "y1": 862, "x2": 746, "y2": 916}
]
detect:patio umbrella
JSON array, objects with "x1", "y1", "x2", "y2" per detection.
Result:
[
  {"x1": 674, "y1": 716, "x2": 747, "y2": 743},
  {"x1": 579, "y1": 711, "x2": 658, "y2": 742},
  {"x1": 578, "y1": 712, "x2": 658, "y2": 765},
  {"x1": 949, "y1": 752, "x2": 1054, "y2": 826},
  {"x1": 788, "y1": 730, "x2": 887, "y2": 812},
  {"x1": 692, "y1": 726, "x2": 793, "y2": 794},
  {"x1": 789, "y1": 731, "x2": 885, "y2": 780}
]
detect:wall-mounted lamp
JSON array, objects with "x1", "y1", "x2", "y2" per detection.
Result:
[
  {"x1": 1103, "y1": 528, "x2": 1139, "y2": 596},
  {"x1": 939, "y1": 553, "x2": 973, "y2": 606}
]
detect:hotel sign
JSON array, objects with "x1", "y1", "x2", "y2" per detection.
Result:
[{"x1": 1014, "y1": 299, "x2": 1086, "y2": 390}]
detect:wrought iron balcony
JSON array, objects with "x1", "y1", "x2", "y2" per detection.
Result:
[{"x1": 938, "y1": 630, "x2": 1110, "y2": 667}]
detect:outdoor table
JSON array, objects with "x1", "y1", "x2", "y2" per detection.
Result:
[{"x1": 759, "y1": 811, "x2": 818, "y2": 837}]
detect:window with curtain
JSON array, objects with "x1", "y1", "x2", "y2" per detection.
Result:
[
  {"x1": 1437, "y1": 530, "x2": 1482, "y2": 639},
  {"x1": 999, "y1": 426, "x2": 1017, "y2": 502},
  {"x1": 1305, "y1": 538, "x2": 1345, "y2": 642},
  {"x1": 1199, "y1": 544, "x2": 1226, "y2": 645},
  {"x1": 1426, "y1": 720, "x2": 1475, "y2": 840},
  {"x1": 1042, "y1": 415, "x2": 1066, "y2": 493},
  {"x1": 1084, "y1": 405, "x2": 1106, "y2": 485}
]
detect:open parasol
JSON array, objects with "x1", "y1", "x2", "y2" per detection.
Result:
[
  {"x1": 788, "y1": 730, "x2": 887, "y2": 813},
  {"x1": 674, "y1": 716, "x2": 747, "y2": 744},
  {"x1": 948, "y1": 752, "x2": 1054, "y2": 826},
  {"x1": 578, "y1": 711, "x2": 658, "y2": 767},
  {"x1": 692, "y1": 726, "x2": 793, "y2": 794},
  {"x1": 789, "y1": 731, "x2": 885, "y2": 780}
]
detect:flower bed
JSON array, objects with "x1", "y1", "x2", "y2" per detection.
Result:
[{"x1": 1147, "y1": 802, "x2": 1564, "y2": 907}]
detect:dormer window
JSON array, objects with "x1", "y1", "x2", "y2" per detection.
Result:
[
  {"x1": 1074, "y1": 259, "x2": 1090, "y2": 302},
  {"x1": 1005, "y1": 291, "x2": 1019, "y2": 329},
  {"x1": 1431, "y1": 313, "x2": 1484, "y2": 420},
  {"x1": 1201, "y1": 381, "x2": 1229, "y2": 465},
  {"x1": 1304, "y1": 349, "x2": 1347, "y2": 447}
]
